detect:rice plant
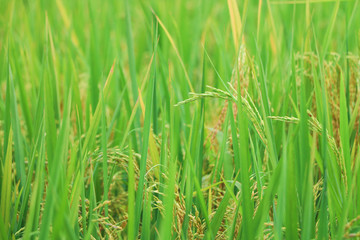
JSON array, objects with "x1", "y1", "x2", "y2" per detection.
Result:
[{"x1": 1, "y1": 0, "x2": 360, "y2": 239}]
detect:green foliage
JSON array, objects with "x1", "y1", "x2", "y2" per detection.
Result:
[{"x1": 1, "y1": 0, "x2": 360, "y2": 239}]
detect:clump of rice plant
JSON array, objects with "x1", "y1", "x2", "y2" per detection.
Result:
[{"x1": 1, "y1": 0, "x2": 360, "y2": 239}]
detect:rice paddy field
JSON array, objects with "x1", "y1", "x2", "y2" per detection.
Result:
[{"x1": 1, "y1": 0, "x2": 360, "y2": 239}]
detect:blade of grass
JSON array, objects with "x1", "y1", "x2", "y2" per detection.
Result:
[
  {"x1": 159, "y1": 157, "x2": 177, "y2": 239},
  {"x1": 0, "y1": 128, "x2": 13, "y2": 239},
  {"x1": 127, "y1": 143, "x2": 135, "y2": 240},
  {"x1": 134, "y1": 55, "x2": 156, "y2": 237},
  {"x1": 339, "y1": 73, "x2": 352, "y2": 189},
  {"x1": 8, "y1": 59, "x2": 26, "y2": 188}
]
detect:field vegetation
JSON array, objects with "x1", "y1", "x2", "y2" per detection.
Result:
[{"x1": 1, "y1": 0, "x2": 360, "y2": 239}]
